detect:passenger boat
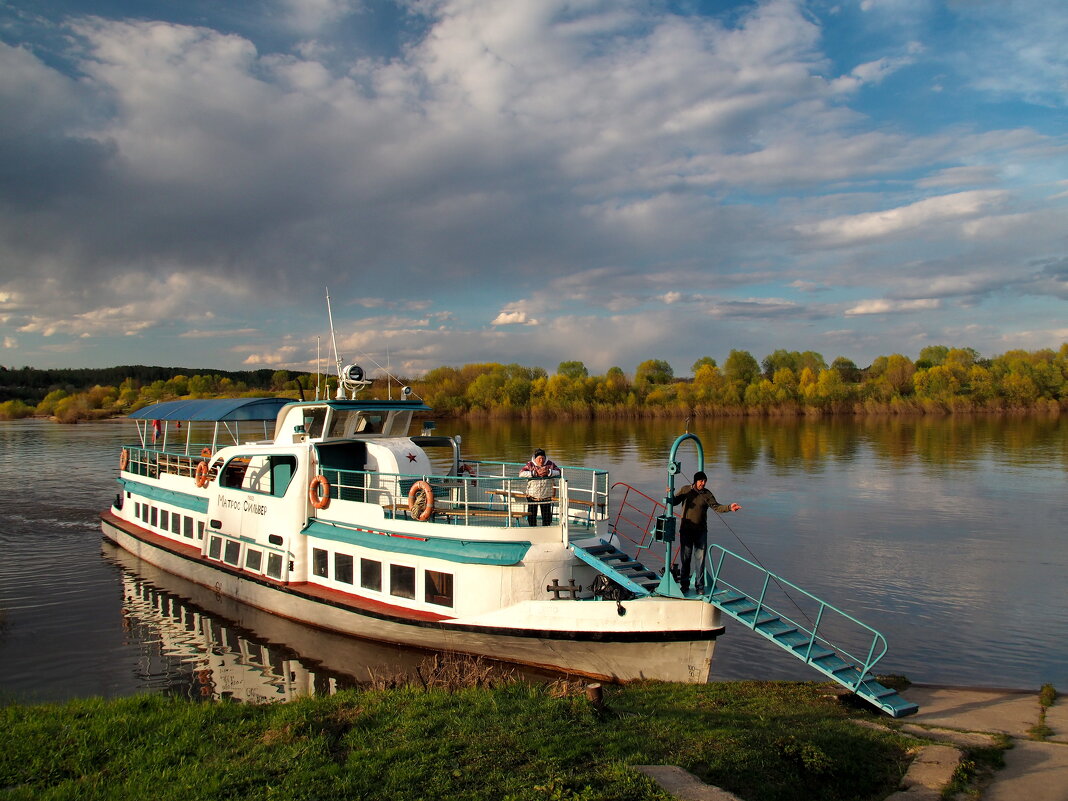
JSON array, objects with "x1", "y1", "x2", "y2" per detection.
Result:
[
  {"x1": 101, "y1": 374, "x2": 720, "y2": 684},
  {"x1": 100, "y1": 367, "x2": 918, "y2": 715}
]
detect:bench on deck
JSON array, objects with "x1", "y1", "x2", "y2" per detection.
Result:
[
  {"x1": 383, "y1": 503, "x2": 527, "y2": 525},
  {"x1": 487, "y1": 489, "x2": 605, "y2": 523}
]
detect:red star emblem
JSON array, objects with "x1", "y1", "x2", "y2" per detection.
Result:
[{"x1": 406, "y1": 452, "x2": 417, "y2": 462}]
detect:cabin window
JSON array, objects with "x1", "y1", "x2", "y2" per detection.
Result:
[
  {"x1": 266, "y1": 552, "x2": 283, "y2": 579},
  {"x1": 223, "y1": 540, "x2": 241, "y2": 566},
  {"x1": 151, "y1": 507, "x2": 158, "y2": 527},
  {"x1": 312, "y1": 548, "x2": 329, "y2": 578},
  {"x1": 183, "y1": 516, "x2": 194, "y2": 539},
  {"x1": 160, "y1": 510, "x2": 169, "y2": 531},
  {"x1": 171, "y1": 513, "x2": 181, "y2": 536},
  {"x1": 390, "y1": 564, "x2": 416, "y2": 599},
  {"x1": 218, "y1": 454, "x2": 298, "y2": 497},
  {"x1": 208, "y1": 536, "x2": 223, "y2": 560},
  {"x1": 355, "y1": 414, "x2": 384, "y2": 434},
  {"x1": 245, "y1": 549, "x2": 262, "y2": 572},
  {"x1": 302, "y1": 407, "x2": 328, "y2": 438},
  {"x1": 361, "y1": 559, "x2": 382, "y2": 592},
  {"x1": 326, "y1": 410, "x2": 357, "y2": 439},
  {"x1": 335, "y1": 553, "x2": 353, "y2": 584},
  {"x1": 135, "y1": 502, "x2": 141, "y2": 518},
  {"x1": 383, "y1": 410, "x2": 414, "y2": 436},
  {"x1": 197, "y1": 521, "x2": 205, "y2": 540},
  {"x1": 220, "y1": 457, "x2": 251, "y2": 488},
  {"x1": 425, "y1": 570, "x2": 454, "y2": 608}
]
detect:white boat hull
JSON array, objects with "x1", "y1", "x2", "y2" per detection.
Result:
[{"x1": 102, "y1": 512, "x2": 721, "y2": 683}]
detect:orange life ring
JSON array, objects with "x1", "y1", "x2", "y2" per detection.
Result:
[
  {"x1": 201, "y1": 447, "x2": 212, "y2": 458},
  {"x1": 309, "y1": 474, "x2": 331, "y2": 510},
  {"x1": 407, "y1": 480, "x2": 435, "y2": 521},
  {"x1": 194, "y1": 461, "x2": 210, "y2": 488},
  {"x1": 119, "y1": 449, "x2": 129, "y2": 471}
]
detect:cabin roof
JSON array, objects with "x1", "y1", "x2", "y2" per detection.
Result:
[
  {"x1": 128, "y1": 397, "x2": 291, "y2": 422},
  {"x1": 128, "y1": 397, "x2": 432, "y2": 422}
]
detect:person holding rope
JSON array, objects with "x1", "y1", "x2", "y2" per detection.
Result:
[{"x1": 667, "y1": 471, "x2": 741, "y2": 594}]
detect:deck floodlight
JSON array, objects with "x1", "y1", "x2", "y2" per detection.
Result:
[{"x1": 654, "y1": 514, "x2": 676, "y2": 542}]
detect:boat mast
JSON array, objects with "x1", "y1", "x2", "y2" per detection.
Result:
[{"x1": 326, "y1": 288, "x2": 344, "y2": 399}]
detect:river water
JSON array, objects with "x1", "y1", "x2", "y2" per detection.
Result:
[{"x1": 1, "y1": 414, "x2": 1065, "y2": 703}]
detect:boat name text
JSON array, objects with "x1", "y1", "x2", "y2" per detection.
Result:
[{"x1": 217, "y1": 495, "x2": 268, "y2": 516}]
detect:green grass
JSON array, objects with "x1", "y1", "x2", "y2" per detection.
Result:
[
  {"x1": 0, "y1": 681, "x2": 915, "y2": 801},
  {"x1": 1029, "y1": 683, "x2": 1059, "y2": 741}
]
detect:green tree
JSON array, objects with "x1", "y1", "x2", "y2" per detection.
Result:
[
  {"x1": 635, "y1": 359, "x2": 674, "y2": 386},
  {"x1": 557, "y1": 361, "x2": 588, "y2": 380},
  {"x1": 724, "y1": 349, "x2": 760, "y2": 387},
  {"x1": 917, "y1": 345, "x2": 949, "y2": 367},
  {"x1": 691, "y1": 356, "x2": 717, "y2": 375},
  {"x1": 830, "y1": 356, "x2": 861, "y2": 383}
]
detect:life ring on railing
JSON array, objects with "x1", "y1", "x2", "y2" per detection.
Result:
[
  {"x1": 119, "y1": 448, "x2": 129, "y2": 471},
  {"x1": 200, "y1": 447, "x2": 212, "y2": 458},
  {"x1": 194, "y1": 461, "x2": 210, "y2": 488},
  {"x1": 309, "y1": 474, "x2": 331, "y2": 510},
  {"x1": 407, "y1": 480, "x2": 435, "y2": 521}
]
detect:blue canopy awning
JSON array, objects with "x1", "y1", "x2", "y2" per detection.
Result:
[{"x1": 127, "y1": 398, "x2": 290, "y2": 423}]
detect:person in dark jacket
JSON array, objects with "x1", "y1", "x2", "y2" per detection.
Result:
[{"x1": 667, "y1": 471, "x2": 741, "y2": 593}]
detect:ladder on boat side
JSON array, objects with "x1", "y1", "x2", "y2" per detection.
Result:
[{"x1": 567, "y1": 484, "x2": 919, "y2": 718}]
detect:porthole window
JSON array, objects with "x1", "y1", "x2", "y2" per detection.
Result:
[
  {"x1": 223, "y1": 540, "x2": 241, "y2": 566},
  {"x1": 335, "y1": 553, "x2": 354, "y2": 584},
  {"x1": 425, "y1": 570, "x2": 454, "y2": 607},
  {"x1": 390, "y1": 564, "x2": 416, "y2": 599},
  {"x1": 361, "y1": 559, "x2": 382, "y2": 592},
  {"x1": 312, "y1": 548, "x2": 329, "y2": 578},
  {"x1": 266, "y1": 552, "x2": 283, "y2": 579}
]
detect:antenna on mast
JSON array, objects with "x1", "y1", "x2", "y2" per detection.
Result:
[
  {"x1": 315, "y1": 336, "x2": 321, "y2": 400},
  {"x1": 325, "y1": 288, "x2": 371, "y2": 399}
]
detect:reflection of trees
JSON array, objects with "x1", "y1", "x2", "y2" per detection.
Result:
[{"x1": 451, "y1": 414, "x2": 1067, "y2": 477}]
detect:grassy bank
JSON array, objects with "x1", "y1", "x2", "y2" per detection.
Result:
[{"x1": 0, "y1": 680, "x2": 916, "y2": 801}]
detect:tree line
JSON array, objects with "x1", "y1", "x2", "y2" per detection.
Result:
[
  {"x1": 412, "y1": 345, "x2": 1067, "y2": 418},
  {"x1": 1, "y1": 344, "x2": 1065, "y2": 423}
]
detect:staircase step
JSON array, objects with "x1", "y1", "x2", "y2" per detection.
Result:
[
  {"x1": 626, "y1": 570, "x2": 659, "y2": 580},
  {"x1": 775, "y1": 631, "x2": 810, "y2": 648},
  {"x1": 616, "y1": 560, "x2": 646, "y2": 570},
  {"x1": 794, "y1": 643, "x2": 834, "y2": 660},
  {"x1": 755, "y1": 619, "x2": 795, "y2": 637}
]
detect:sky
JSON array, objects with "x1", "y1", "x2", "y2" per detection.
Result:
[{"x1": 1, "y1": 0, "x2": 1066, "y2": 378}]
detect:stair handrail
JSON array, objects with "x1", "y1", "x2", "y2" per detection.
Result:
[{"x1": 707, "y1": 543, "x2": 889, "y2": 687}]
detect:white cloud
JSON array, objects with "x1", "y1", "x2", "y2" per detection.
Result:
[
  {"x1": 845, "y1": 298, "x2": 941, "y2": 315},
  {"x1": 795, "y1": 191, "x2": 1008, "y2": 246},
  {"x1": 491, "y1": 310, "x2": 537, "y2": 326}
]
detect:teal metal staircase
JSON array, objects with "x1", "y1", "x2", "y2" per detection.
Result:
[
  {"x1": 702, "y1": 544, "x2": 918, "y2": 718},
  {"x1": 569, "y1": 537, "x2": 658, "y2": 597},
  {"x1": 571, "y1": 529, "x2": 918, "y2": 718}
]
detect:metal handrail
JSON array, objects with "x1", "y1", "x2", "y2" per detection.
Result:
[{"x1": 707, "y1": 544, "x2": 889, "y2": 688}]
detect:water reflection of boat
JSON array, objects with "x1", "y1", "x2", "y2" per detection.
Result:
[{"x1": 106, "y1": 543, "x2": 549, "y2": 701}]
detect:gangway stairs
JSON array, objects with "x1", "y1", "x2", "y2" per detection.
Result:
[
  {"x1": 570, "y1": 534, "x2": 917, "y2": 717},
  {"x1": 702, "y1": 544, "x2": 918, "y2": 718}
]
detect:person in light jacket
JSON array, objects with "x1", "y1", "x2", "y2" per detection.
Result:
[{"x1": 519, "y1": 449, "x2": 560, "y2": 526}]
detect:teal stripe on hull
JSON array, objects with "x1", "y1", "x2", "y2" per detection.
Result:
[
  {"x1": 304, "y1": 520, "x2": 531, "y2": 566},
  {"x1": 118, "y1": 478, "x2": 209, "y2": 514}
]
